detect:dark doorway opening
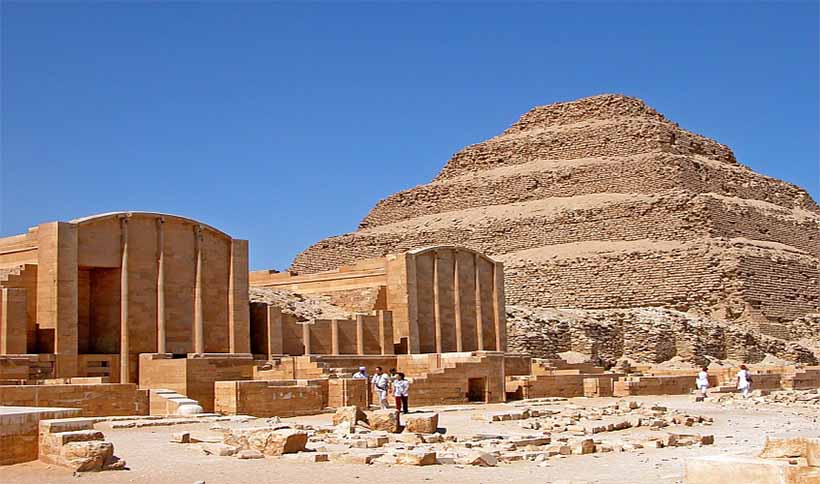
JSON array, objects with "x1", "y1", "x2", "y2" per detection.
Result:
[{"x1": 467, "y1": 377, "x2": 487, "y2": 402}]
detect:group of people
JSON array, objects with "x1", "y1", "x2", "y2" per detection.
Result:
[
  {"x1": 695, "y1": 364, "x2": 753, "y2": 398},
  {"x1": 352, "y1": 366, "x2": 410, "y2": 414}
]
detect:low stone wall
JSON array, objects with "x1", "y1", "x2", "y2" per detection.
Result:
[
  {"x1": 507, "y1": 373, "x2": 621, "y2": 399},
  {"x1": 214, "y1": 380, "x2": 325, "y2": 417},
  {"x1": 613, "y1": 375, "x2": 703, "y2": 397},
  {"x1": 0, "y1": 406, "x2": 80, "y2": 465},
  {"x1": 139, "y1": 354, "x2": 255, "y2": 412},
  {"x1": 0, "y1": 384, "x2": 148, "y2": 416}
]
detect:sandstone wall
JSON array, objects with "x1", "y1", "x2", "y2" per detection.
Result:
[{"x1": 0, "y1": 383, "x2": 148, "y2": 416}]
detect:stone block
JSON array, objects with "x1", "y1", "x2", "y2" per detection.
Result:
[
  {"x1": 396, "y1": 451, "x2": 437, "y2": 466},
  {"x1": 223, "y1": 427, "x2": 308, "y2": 456},
  {"x1": 686, "y1": 455, "x2": 820, "y2": 484},
  {"x1": 403, "y1": 413, "x2": 439, "y2": 434},
  {"x1": 367, "y1": 409, "x2": 400, "y2": 433},
  {"x1": 459, "y1": 451, "x2": 498, "y2": 467}
]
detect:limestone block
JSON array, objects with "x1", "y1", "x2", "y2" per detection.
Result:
[
  {"x1": 459, "y1": 451, "x2": 498, "y2": 467},
  {"x1": 367, "y1": 409, "x2": 400, "y2": 433},
  {"x1": 223, "y1": 427, "x2": 308, "y2": 456},
  {"x1": 202, "y1": 443, "x2": 239, "y2": 456},
  {"x1": 686, "y1": 455, "x2": 820, "y2": 484},
  {"x1": 332, "y1": 406, "x2": 366, "y2": 431},
  {"x1": 571, "y1": 438, "x2": 595, "y2": 455},
  {"x1": 171, "y1": 432, "x2": 191, "y2": 444},
  {"x1": 59, "y1": 441, "x2": 114, "y2": 472},
  {"x1": 403, "y1": 413, "x2": 439, "y2": 434},
  {"x1": 236, "y1": 449, "x2": 264, "y2": 459},
  {"x1": 395, "y1": 451, "x2": 437, "y2": 466},
  {"x1": 759, "y1": 436, "x2": 807, "y2": 459}
]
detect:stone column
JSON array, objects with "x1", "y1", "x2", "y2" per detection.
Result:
[
  {"x1": 356, "y1": 315, "x2": 365, "y2": 355},
  {"x1": 453, "y1": 251, "x2": 463, "y2": 352},
  {"x1": 378, "y1": 310, "x2": 393, "y2": 355},
  {"x1": 267, "y1": 306, "x2": 283, "y2": 358},
  {"x1": 0, "y1": 288, "x2": 26, "y2": 354},
  {"x1": 156, "y1": 217, "x2": 166, "y2": 354},
  {"x1": 302, "y1": 323, "x2": 311, "y2": 355},
  {"x1": 492, "y1": 262, "x2": 506, "y2": 352},
  {"x1": 36, "y1": 222, "x2": 79, "y2": 377},
  {"x1": 474, "y1": 253, "x2": 484, "y2": 351},
  {"x1": 228, "y1": 239, "x2": 250, "y2": 353},
  {"x1": 331, "y1": 319, "x2": 340, "y2": 355},
  {"x1": 432, "y1": 252, "x2": 442, "y2": 353},
  {"x1": 193, "y1": 225, "x2": 204, "y2": 355},
  {"x1": 120, "y1": 215, "x2": 130, "y2": 383}
]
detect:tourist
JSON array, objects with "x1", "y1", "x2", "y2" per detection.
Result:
[
  {"x1": 696, "y1": 366, "x2": 709, "y2": 398},
  {"x1": 737, "y1": 364, "x2": 752, "y2": 398},
  {"x1": 388, "y1": 367, "x2": 398, "y2": 383},
  {"x1": 371, "y1": 366, "x2": 390, "y2": 409},
  {"x1": 393, "y1": 372, "x2": 410, "y2": 414},
  {"x1": 352, "y1": 366, "x2": 368, "y2": 379}
]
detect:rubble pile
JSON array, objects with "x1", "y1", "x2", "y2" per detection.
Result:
[
  {"x1": 506, "y1": 305, "x2": 818, "y2": 366},
  {"x1": 181, "y1": 401, "x2": 714, "y2": 467},
  {"x1": 713, "y1": 389, "x2": 820, "y2": 409}
]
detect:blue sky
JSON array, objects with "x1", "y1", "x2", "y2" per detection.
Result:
[{"x1": 1, "y1": 2, "x2": 818, "y2": 270}]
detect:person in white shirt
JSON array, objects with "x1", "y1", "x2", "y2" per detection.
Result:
[
  {"x1": 352, "y1": 367, "x2": 368, "y2": 379},
  {"x1": 393, "y1": 372, "x2": 410, "y2": 414},
  {"x1": 695, "y1": 366, "x2": 709, "y2": 398},
  {"x1": 371, "y1": 367, "x2": 390, "y2": 409},
  {"x1": 737, "y1": 364, "x2": 752, "y2": 398}
]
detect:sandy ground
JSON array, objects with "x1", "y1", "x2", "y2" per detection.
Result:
[{"x1": 3, "y1": 394, "x2": 819, "y2": 484}]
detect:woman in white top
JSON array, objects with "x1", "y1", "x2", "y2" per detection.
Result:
[
  {"x1": 737, "y1": 364, "x2": 752, "y2": 398},
  {"x1": 393, "y1": 372, "x2": 410, "y2": 414},
  {"x1": 695, "y1": 366, "x2": 709, "y2": 398}
]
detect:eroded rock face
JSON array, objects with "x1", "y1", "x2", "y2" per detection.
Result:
[
  {"x1": 224, "y1": 427, "x2": 308, "y2": 456},
  {"x1": 367, "y1": 409, "x2": 400, "y2": 433},
  {"x1": 403, "y1": 413, "x2": 439, "y2": 434}
]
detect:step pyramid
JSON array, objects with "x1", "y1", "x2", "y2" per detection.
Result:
[{"x1": 291, "y1": 94, "x2": 819, "y2": 338}]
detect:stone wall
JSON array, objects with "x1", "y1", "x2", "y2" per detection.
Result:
[
  {"x1": 214, "y1": 379, "x2": 325, "y2": 417},
  {"x1": 0, "y1": 384, "x2": 148, "y2": 416}
]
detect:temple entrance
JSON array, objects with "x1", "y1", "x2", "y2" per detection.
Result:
[{"x1": 467, "y1": 377, "x2": 487, "y2": 402}]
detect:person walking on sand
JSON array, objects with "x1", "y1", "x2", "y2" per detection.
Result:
[
  {"x1": 696, "y1": 366, "x2": 710, "y2": 398},
  {"x1": 371, "y1": 366, "x2": 390, "y2": 409},
  {"x1": 737, "y1": 364, "x2": 752, "y2": 398},
  {"x1": 393, "y1": 372, "x2": 410, "y2": 414}
]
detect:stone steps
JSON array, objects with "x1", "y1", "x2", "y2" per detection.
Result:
[
  {"x1": 39, "y1": 417, "x2": 124, "y2": 472},
  {"x1": 149, "y1": 388, "x2": 204, "y2": 416}
]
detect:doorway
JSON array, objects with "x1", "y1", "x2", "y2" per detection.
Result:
[{"x1": 467, "y1": 377, "x2": 487, "y2": 402}]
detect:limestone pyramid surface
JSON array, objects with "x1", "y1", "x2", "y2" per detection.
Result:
[{"x1": 291, "y1": 94, "x2": 819, "y2": 359}]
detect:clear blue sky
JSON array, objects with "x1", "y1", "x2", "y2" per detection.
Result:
[{"x1": 2, "y1": 2, "x2": 818, "y2": 270}]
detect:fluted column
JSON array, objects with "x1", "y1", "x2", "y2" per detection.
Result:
[
  {"x1": 193, "y1": 225, "x2": 204, "y2": 354},
  {"x1": 331, "y1": 319, "x2": 340, "y2": 355},
  {"x1": 492, "y1": 262, "x2": 504, "y2": 352},
  {"x1": 474, "y1": 253, "x2": 484, "y2": 351},
  {"x1": 156, "y1": 217, "x2": 166, "y2": 354},
  {"x1": 119, "y1": 215, "x2": 130, "y2": 383},
  {"x1": 453, "y1": 251, "x2": 463, "y2": 352},
  {"x1": 356, "y1": 315, "x2": 365, "y2": 355},
  {"x1": 433, "y1": 252, "x2": 442, "y2": 353}
]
